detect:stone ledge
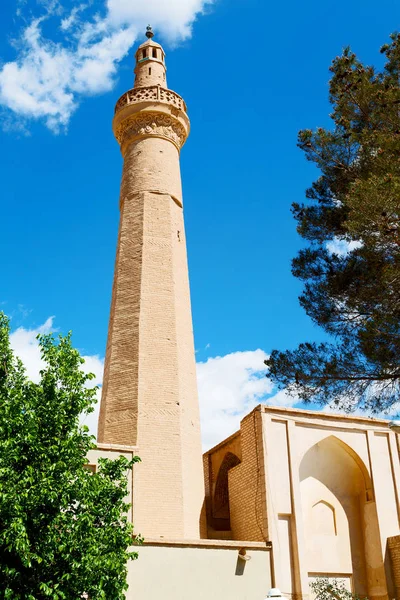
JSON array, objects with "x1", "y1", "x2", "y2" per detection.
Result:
[
  {"x1": 95, "y1": 443, "x2": 140, "y2": 453},
  {"x1": 135, "y1": 537, "x2": 272, "y2": 550}
]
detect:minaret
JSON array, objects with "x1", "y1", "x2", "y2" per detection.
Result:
[{"x1": 98, "y1": 27, "x2": 205, "y2": 539}]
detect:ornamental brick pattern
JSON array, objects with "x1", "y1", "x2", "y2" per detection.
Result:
[{"x1": 98, "y1": 34, "x2": 204, "y2": 539}]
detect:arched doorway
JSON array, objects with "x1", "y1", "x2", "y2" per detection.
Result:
[
  {"x1": 299, "y1": 436, "x2": 385, "y2": 598},
  {"x1": 212, "y1": 452, "x2": 241, "y2": 531}
]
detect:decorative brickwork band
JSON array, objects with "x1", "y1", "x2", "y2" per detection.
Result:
[
  {"x1": 115, "y1": 111, "x2": 188, "y2": 154},
  {"x1": 114, "y1": 86, "x2": 187, "y2": 114}
]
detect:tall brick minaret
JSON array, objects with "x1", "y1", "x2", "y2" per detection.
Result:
[{"x1": 97, "y1": 26, "x2": 205, "y2": 540}]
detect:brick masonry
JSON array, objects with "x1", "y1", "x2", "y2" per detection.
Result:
[
  {"x1": 389, "y1": 536, "x2": 400, "y2": 600},
  {"x1": 98, "y1": 36, "x2": 204, "y2": 540},
  {"x1": 204, "y1": 409, "x2": 268, "y2": 542}
]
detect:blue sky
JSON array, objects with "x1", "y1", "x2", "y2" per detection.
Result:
[{"x1": 1, "y1": 0, "x2": 399, "y2": 448}]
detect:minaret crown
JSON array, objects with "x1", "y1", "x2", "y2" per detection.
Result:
[
  {"x1": 113, "y1": 27, "x2": 189, "y2": 156},
  {"x1": 134, "y1": 28, "x2": 167, "y2": 88}
]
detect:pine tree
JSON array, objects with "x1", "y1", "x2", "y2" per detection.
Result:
[
  {"x1": 0, "y1": 312, "x2": 140, "y2": 599},
  {"x1": 266, "y1": 34, "x2": 400, "y2": 413}
]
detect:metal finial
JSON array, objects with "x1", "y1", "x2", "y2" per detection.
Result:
[{"x1": 146, "y1": 25, "x2": 154, "y2": 39}]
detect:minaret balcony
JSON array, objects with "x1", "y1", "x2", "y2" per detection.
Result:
[{"x1": 114, "y1": 86, "x2": 187, "y2": 115}]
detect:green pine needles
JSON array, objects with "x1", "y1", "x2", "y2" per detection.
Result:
[
  {"x1": 266, "y1": 34, "x2": 400, "y2": 414},
  {"x1": 0, "y1": 312, "x2": 140, "y2": 599}
]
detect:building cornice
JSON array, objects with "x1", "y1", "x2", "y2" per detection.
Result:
[{"x1": 259, "y1": 404, "x2": 391, "y2": 427}]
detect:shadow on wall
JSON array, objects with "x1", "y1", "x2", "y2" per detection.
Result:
[{"x1": 212, "y1": 452, "x2": 241, "y2": 531}]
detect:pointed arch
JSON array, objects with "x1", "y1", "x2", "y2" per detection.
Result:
[
  {"x1": 299, "y1": 433, "x2": 382, "y2": 593},
  {"x1": 212, "y1": 452, "x2": 241, "y2": 528},
  {"x1": 311, "y1": 500, "x2": 337, "y2": 535},
  {"x1": 300, "y1": 435, "x2": 374, "y2": 502}
]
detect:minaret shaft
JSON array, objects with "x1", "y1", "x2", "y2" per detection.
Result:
[{"x1": 98, "y1": 33, "x2": 204, "y2": 539}]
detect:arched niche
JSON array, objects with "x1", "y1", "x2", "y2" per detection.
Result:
[
  {"x1": 212, "y1": 451, "x2": 241, "y2": 530},
  {"x1": 311, "y1": 500, "x2": 337, "y2": 536},
  {"x1": 300, "y1": 435, "x2": 374, "y2": 504},
  {"x1": 299, "y1": 435, "x2": 384, "y2": 598}
]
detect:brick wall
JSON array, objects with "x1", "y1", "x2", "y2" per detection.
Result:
[
  {"x1": 203, "y1": 408, "x2": 268, "y2": 542},
  {"x1": 229, "y1": 410, "x2": 267, "y2": 541},
  {"x1": 389, "y1": 535, "x2": 400, "y2": 600}
]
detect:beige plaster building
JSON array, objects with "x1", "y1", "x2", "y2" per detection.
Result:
[
  {"x1": 95, "y1": 28, "x2": 400, "y2": 600},
  {"x1": 204, "y1": 406, "x2": 400, "y2": 599}
]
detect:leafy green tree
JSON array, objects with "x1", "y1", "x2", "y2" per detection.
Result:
[
  {"x1": 266, "y1": 34, "x2": 400, "y2": 413},
  {"x1": 0, "y1": 312, "x2": 140, "y2": 599},
  {"x1": 310, "y1": 577, "x2": 365, "y2": 600}
]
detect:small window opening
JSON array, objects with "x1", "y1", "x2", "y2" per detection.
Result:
[
  {"x1": 149, "y1": 68, "x2": 152, "y2": 75},
  {"x1": 142, "y1": 49, "x2": 147, "y2": 59},
  {"x1": 152, "y1": 48, "x2": 157, "y2": 58},
  {"x1": 163, "y1": 73, "x2": 166, "y2": 80}
]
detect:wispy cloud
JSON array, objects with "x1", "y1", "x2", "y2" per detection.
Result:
[
  {"x1": 0, "y1": 0, "x2": 214, "y2": 131},
  {"x1": 60, "y1": 4, "x2": 88, "y2": 31}
]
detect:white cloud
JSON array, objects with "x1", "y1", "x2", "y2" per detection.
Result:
[
  {"x1": 266, "y1": 388, "x2": 300, "y2": 408},
  {"x1": 106, "y1": 0, "x2": 213, "y2": 41},
  {"x1": 79, "y1": 353, "x2": 104, "y2": 437},
  {"x1": 9, "y1": 318, "x2": 104, "y2": 439},
  {"x1": 326, "y1": 237, "x2": 363, "y2": 257},
  {"x1": 10, "y1": 316, "x2": 55, "y2": 382},
  {"x1": 0, "y1": 0, "x2": 214, "y2": 131},
  {"x1": 197, "y1": 349, "x2": 298, "y2": 450}
]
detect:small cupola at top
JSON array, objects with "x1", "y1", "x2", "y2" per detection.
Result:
[{"x1": 134, "y1": 26, "x2": 167, "y2": 88}]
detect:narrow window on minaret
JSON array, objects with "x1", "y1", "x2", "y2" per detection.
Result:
[
  {"x1": 149, "y1": 68, "x2": 152, "y2": 75},
  {"x1": 142, "y1": 50, "x2": 147, "y2": 59},
  {"x1": 152, "y1": 48, "x2": 157, "y2": 58}
]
